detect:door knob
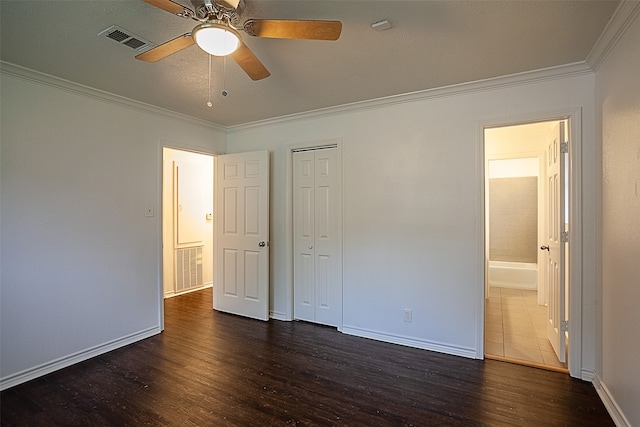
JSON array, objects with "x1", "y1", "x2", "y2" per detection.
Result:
[
  {"x1": 258, "y1": 241, "x2": 267, "y2": 248},
  {"x1": 309, "y1": 245, "x2": 313, "y2": 250},
  {"x1": 540, "y1": 245, "x2": 549, "y2": 251}
]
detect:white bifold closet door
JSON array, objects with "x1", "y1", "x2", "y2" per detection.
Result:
[{"x1": 293, "y1": 147, "x2": 342, "y2": 327}]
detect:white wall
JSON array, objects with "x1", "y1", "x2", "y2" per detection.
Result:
[
  {"x1": 594, "y1": 6, "x2": 640, "y2": 426},
  {"x1": 0, "y1": 66, "x2": 226, "y2": 388},
  {"x1": 0, "y1": 62, "x2": 602, "y2": 390},
  {"x1": 227, "y1": 73, "x2": 597, "y2": 364}
]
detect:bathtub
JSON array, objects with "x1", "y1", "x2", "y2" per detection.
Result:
[{"x1": 488, "y1": 261, "x2": 538, "y2": 290}]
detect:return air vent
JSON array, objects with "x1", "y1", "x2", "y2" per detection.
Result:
[
  {"x1": 98, "y1": 25, "x2": 154, "y2": 52},
  {"x1": 175, "y1": 246, "x2": 203, "y2": 293}
]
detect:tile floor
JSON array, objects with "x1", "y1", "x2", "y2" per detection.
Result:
[{"x1": 485, "y1": 286, "x2": 567, "y2": 369}]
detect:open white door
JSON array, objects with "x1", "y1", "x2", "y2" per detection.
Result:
[
  {"x1": 214, "y1": 151, "x2": 270, "y2": 321},
  {"x1": 543, "y1": 123, "x2": 566, "y2": 362}
]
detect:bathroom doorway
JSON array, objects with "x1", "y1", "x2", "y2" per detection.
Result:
[{"x1": 483, "y1": 120, "x2": 569, "y2": 371}]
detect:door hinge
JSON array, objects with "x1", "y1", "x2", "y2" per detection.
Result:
[
  {"x1": 561, "y1": 231, "x2": 569, "y2": 243},
  {"x1": 561, "y1": 320, "x2": 569, "y2": 332},
  {"x1": 560, "y1": 142, "x2": 569, "y2": 154}
]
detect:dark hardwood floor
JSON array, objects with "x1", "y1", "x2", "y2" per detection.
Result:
[{"x1": 2, "y1": 289, "x2": 613, "y2": 426}]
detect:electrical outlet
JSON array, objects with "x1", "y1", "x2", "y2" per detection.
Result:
[{"x1": 403, "y1": 309, "x2": 412, "y2": 323}]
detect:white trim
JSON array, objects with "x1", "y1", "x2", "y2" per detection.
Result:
[
  {"x1": 164, "y1": 283, "x2": 213, "y2": 299},
  {"x1": 477, "y1": 109, "x2": 584, "y2": 378},
  {"x1": 291, "y1": 144, "x2": 338, "y2": 153},
  {"x1": 0, "y1": 326, "x2": 160, "y2": 391},
  {"x1": 586, "y1": 0, "x2": 640, "y2": 72},
  {"x1": 230, "y1": 63, "x2": 592, "y2": 131},
  {"x1": 342, "y1": 325, "x2": 477, "y2": 359},
  {"x1": 0, "y1": 59, "x2": 591, "y2": 134},
  {"x1": 0, "y1": 61, "x2": 226, "y2": 133},
  {"x1": 476, "y1": 122, "x2": 486, "y2": 359},
  {"x1": 567, "y1": 111, "x2": 584, "y2": 379},
  {"x1": 284, "y1": 148, "x2": 295, "y2": 321},
  {"x1": 157, "y1": 139, "x2": 165, "y2": 332},
  {"x1": 269, "y1": 310, "x2": 290, "y2": 321},
  {"x1": 593, "y1": 373, "x2": 632, "y2": 427},
  {"x1": 582, "y1": 368, "x2": 595, "y2": 382}
]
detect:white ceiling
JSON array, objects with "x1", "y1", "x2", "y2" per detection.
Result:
[{"x1": 0, "y1": 0, "x2": 620, "y2": 127}]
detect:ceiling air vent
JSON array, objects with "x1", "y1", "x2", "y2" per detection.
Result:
[{"x1": 99, "y1": 25, "x2": 154, "y2": 52}]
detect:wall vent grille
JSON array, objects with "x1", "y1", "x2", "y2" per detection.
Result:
[
  {"x1": 98, "y1": 25, "x2": 154, "y2": 52},
  {"x1": 175, "y1": 246, "x2": 203, "y2": 292}
]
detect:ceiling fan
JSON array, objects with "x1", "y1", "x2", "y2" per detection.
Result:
[{"x1": 136, "y1": 0, "x2": 342, "y2": 80}]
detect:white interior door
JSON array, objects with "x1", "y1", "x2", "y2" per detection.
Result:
[
  {"x1": 544, "y1": 123, "x2": 566, "y2": 362},
  {"x1": 214, "y1": 151, "x2": 270, "y2": 321},
  {"x1": 293, "y1": 147, "x2": 342, "y2": 327},
  {"x1": 294, "y1": 150, "x2": 316, "y2": 322}
]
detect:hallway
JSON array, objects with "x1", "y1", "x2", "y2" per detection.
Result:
[{"x1": 485, "y1": 287, "x2": 567, "y2": 370}]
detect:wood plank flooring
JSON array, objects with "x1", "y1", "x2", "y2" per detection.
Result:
[{"x1": 1, "y1": 289, "x2": 613, "y2": 426}]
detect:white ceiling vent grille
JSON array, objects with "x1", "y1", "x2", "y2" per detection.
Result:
[{"x1": 99, "y1": 25, "x2": 154, "y2": 52}]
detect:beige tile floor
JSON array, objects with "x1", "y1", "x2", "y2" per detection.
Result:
[{"x1": 485, "y1": 287, "x2": 567, "y2": 369}]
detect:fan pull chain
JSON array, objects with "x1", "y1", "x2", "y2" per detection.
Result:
[
  {"x1": 206, "y1": 54, "x2": 213, "y2": 108},
  {"x1": 222, "y1": 56, "x2": 228, "y2": 97}
]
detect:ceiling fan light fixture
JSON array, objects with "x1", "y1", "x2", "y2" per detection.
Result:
[{"x1": 193, "y1": 21, "x2": 240, "y2": 56}]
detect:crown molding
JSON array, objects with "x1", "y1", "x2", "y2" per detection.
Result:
[
  {"x1": 1, "y1": 56, "x2": 596, "y2": 135},
  {"x1": 228, "y1": 61, "x2": 593, "y2": 132},
  {"x1": 586, "y1": 0, "x2": 640, "y2": 71},
  {"x1": 0, "y1": 61, "x2": 227, "y2": 133}
]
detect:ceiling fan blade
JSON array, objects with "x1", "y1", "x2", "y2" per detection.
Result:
[
  {"x1": 142, "y1": 0, "x2": 191, "y2": 15},
  {"x1": 135, "y1": 34, "x2": 195, "y2": 62},
  {"x1": 244, "y1": 19, "x2": 342, "y2": 41},
  {"x1": 230, "y1": 43, "x2": 271, "y2": 81}
]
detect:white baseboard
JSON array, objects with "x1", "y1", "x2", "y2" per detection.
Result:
[
  {"x1": 581, "y1": 368, "x2": 595, "y2": 382},
  {"x1": 164, "y1": 283, "x2": 213, "y2": 299},
  {"x1": 0, "y1": 326, "x2": 161, "y2": 391},
  {"x1": 341, "y1": 325, "x2": 477, "y2": 359},
  {"x1": 593, "y1": 372, "x2": 632, "y2": 427},
  {"x1": 489, "y1": 281, "x2": 537, "y2": 290},
  {"x1": 270, "y1": 310, "x2": 292, "y2": 321}
]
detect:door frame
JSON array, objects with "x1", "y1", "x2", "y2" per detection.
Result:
[
  {"x1": 281, "y1": 138, "x2": 344, "y2": 326},
  {"x1": 159, "y1": 141, "x2": 220, "y2": 331},
  {"x1": 476, "y1": 109, "x2": 583, "y2": 378}
]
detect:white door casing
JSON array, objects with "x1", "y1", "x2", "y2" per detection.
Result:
[
  {"x1": 479, "y1": 111, "x2": 582, "y2": 377},
  {"x1": 293, "y1": 147, "x2": 342, "y2": 327},
  {"x1": 544, "y1": 122, "x2": 566, "y2": 363},
  {"x1": 214, "y1": 151, "x2": 270, "y2": 321}
]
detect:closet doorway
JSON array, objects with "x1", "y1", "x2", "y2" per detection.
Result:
[{"x1": 293, "y1": 145, "x2": 342, "y2": 327}]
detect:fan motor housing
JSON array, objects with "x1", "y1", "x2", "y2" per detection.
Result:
[{"x1": 192, "y1": 0, "x2": 245, "y2": 25}]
